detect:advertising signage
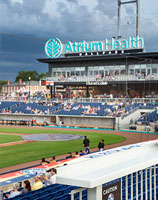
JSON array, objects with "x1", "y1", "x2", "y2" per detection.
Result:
[
  {"x1": 102, "y1": 181, "x2": 121, "y2": 200},
  {"x1": 45, "y1": 36, "x2": 144, "y2": 58}
]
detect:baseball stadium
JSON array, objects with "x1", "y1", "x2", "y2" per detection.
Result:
[{"x1": 1, "y1": 0, "x2": 158, "y2": 200}]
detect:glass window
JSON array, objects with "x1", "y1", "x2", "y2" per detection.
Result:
[
  {"x1": 147, "y1": 68, "x2": 151, "y2": 75},
  {"x1": 76, "y1": 71, "x2": 80, "y2": 76},
  {"x1": 129, "y1": 69, "x2": 134, "y2": 75},
  {"x1": 99, "y1": 70, "x2": 104, "y2": 77},
  {"x1": 81, "y1": 71, "x2": 85, "y2": 76},
  {"x1": 94, "y1": 70, "x2": 98, "y2": 75},
  {"x1": 152, "y1": 68, "x2": 157, "y2": 73},
  {"x1": 120, "y1": 69, "x2": 126, "y2": 75},
  {"x1": 89, "y1": 71, "x2": 93, "y2": 76},
  {"x1": 98, "y1": 66, "x2": 104, "y2": 70},
  {"x1": 115, "y1": 69, "x2": 119, "y2": 75}
]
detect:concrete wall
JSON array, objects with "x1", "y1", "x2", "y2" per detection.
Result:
[
  {"x1": 0, "y1": 114, "x2": 115, "y2": 129},
  {"x1": 58, "y1": 115, "x2": 115, "y2": 129},
  {"x1": 0, "y1": 113, "x2": 54, "y2": 124},
  {"x1": 116, "y1": 109, "x2": 155, "y2": 130}
]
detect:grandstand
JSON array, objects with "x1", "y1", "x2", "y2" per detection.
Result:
[{"x1": 0, "y1": 99, "x2": 158, "y2": 131}]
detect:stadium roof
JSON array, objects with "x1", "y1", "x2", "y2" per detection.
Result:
[
  {"x1": 56, "y1": 140, "x2": 158, "y2": 188},
  {"x1": 38, "y1": 52, "x2": 158, "y2": 64}
]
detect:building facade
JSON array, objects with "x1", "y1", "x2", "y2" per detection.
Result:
[
  {"x1": 1, "y1": 79, "x2": 48, "y2": 97},
  {"x1": 38, "y1": 51, "x2": 158, "y2": 98}
]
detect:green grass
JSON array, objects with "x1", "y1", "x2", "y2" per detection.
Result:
[
  {"x1": 0, "y1": 134, "x2": 22, "y2": 144},
  {"x1": 0, "y1": 127, "x2": 126, "y2": 168}
]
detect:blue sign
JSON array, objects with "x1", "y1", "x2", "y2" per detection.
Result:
[{"x1": 45, "y1": 38, "x2": 62, "y2": 58}]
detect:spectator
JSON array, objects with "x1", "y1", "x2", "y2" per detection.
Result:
[
  {"x1": 98, "y1": 139, "x2": 105, "y2": 151},
  {"x1": 59, "y1": 120, "x2": 63, "y2": 126},
  {"x1": 49, "y1": 168, "x2": 57, "y2": 184},
  {"x1": 80, "y1": 150, "x2": 85, "y2": 156},
  {"x1": 83, "y1": 136, "x2": 90, "y2": 154},
  {"x1": 40, "y1": 158, "x2": 50, "y2": 165},
  {"x1": 21, "y1": 180, "x2": 31, "y2": 194},
  {"x1": 65, "y1": 152, "x2": 73, "y2": 159},
  {"x1": 43, "y1": 173, "x2": 52, "y2": 187},
  {"x1": 145, "y1": 124, "x2": 151, "y2": 132},
  {"x1": 50, "y1": 156, "x2": 56, "y2": 163},
  {"x1": 6, "y1": 183, "x2": 20, "y2": 199},
  {"x1": 31, "y1": 175, "x2": 43, "y2": 191},
  {"x1": 74, "y1": 151, "x2": 80, "y2": 157},
  {"x1": 130, "y1": 118, "x2": 133, "y2": 125}
]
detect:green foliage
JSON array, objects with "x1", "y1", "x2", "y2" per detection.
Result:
[
  {"x1": 0, "y1": 80, "x2": 7, "y2": 92},
  {"x1": 0, "y1": 127, "x2": 125, "y2": 168},
  {"x1": 15, "y1": 71, "x2": 48, "y2": 81}
]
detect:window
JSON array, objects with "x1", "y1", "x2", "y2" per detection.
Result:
[{"x1": 152, "y1": 68, "x2": 157, "y2": 74}]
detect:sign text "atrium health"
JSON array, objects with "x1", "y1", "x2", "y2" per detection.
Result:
[{"x1": 45, "y1": 36, "x2": 144, "y2": 58}]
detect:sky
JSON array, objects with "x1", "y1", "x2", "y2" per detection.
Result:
[{"x1": 0, "y1": 0, "x2": 158, "y2": 81}]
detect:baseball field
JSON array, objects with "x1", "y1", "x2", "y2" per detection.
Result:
[{"x1": 0, "y1": 127, "x2": 125, "y2": 169}]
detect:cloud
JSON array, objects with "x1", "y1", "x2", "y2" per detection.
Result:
[{"x1": 0, "y1": 0, "x2": 158, "y2": 81}]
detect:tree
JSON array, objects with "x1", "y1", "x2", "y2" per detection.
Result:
[
  {"x1": 15, "y1": 70, "x2": 39, "y2": 82},
  {"x1": 15, "y1": 71, "x2": 48, "y2": 82},
  {"x1": 38, "y1": 72, "x2": 48, "y2": 80},
  {"x1": 0, "y1": 80, "x2": 7, "y2": 92}
]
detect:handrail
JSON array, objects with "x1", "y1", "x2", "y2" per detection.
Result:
[{"x1": 69, "y1": 187, "x2": 86, "y2": 200}]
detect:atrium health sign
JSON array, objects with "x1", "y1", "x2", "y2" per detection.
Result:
[{"x1": 45, "y1": 36, "x2": 144, "y2": 58}]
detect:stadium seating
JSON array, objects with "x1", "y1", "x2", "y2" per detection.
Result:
[
  {"x1": 11, "y1": 103, "x2": 62, "y2": 114},
  {"x1": 136, "y1": 110, "x2": 158, "y2": 125},
  {"x1": 3, "y1": 169, "x2": 158, "y2": 200},
  {"x1": 0, "y1": 101, "x2": 23, "y2": 112},
  {"x1": 4, "y1": 184, "x2": 86, "y2": 200},
  {"x1": 55, "y1": 102, "x2": 115, "y2": 116}
]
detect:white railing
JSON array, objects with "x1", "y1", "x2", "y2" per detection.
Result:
[
  {"x1": 69, "y1": 165, "x2": 158, "y2": 200},
  {"x1": 47, "y1": 74, "x2": 158, "y2": 82},
  {"x1": 69, "y1": 188, "x2": 86, "y2": 200},
  {"x1": 77, "y1": 98, "x2": 158, "y2": 103}
]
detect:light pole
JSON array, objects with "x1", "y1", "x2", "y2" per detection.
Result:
[{"x1": 28, "y1": 76, "x2": 31, "y2": 101}]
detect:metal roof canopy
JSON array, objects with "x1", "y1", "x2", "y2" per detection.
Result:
[
  {"x1": 37, "y1": 52, "x2": 158, "y2": 64},
  {"x1": 56, "y1": 140, "x2": 158, "y2": 188}
]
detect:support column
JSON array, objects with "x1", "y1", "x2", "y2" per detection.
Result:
[
  {"x1": 54, "y1": 84, "x2": 56, "y2": 98},
  {"x1": 86, "y1": 86, "x2": 89, "y2": 98},
  {"x1": 87, "y1": 185, "x2": 102, "y2": 200},
  {"x1": 136, "y1": 0, "x2": 140, "y2": 36},
  {"x1": 50, "y1": 85, "x2": 53, "y2": 98},
  {"x1": 48, "y1": 64, "x2": 53, "y2": 77},
  {"x1": 117, "y1": 0, "x2": 121, "y2": 38}
]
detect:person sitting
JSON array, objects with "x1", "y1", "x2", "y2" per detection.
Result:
[
  {"x1": 6, "y1": 183, "x2": 20, "y2": 199},
  {"x1": 49, "y1": 168, "x2": 57, "y2": 184},
  {"x1": 74, "y1": 151, "x2": 80, "y2": 157},
  {"x1": 43, "y1": 173, "x2": 52, "y2": 187},
  {"x1": 50, "y1": 156, "x2": 56, "y2": 163},
  {"x1": 98, "y1": 139, "x2": 105, "y2": 151},
  {"x1": 31, "y1": 175, "x2": 43, "y2": 191},
  {"x1": 80, "y1": 150, "x2": 85, "y2": 156},
  {"x1": 65, "y1": 152, "x2": 73, "y2": 159},
  {"x1": 21, "y1": 180, "x2": 31, "y2": 194},
  {"x1": 40, "y1": 158, "x2": 50, "y2": 165}
]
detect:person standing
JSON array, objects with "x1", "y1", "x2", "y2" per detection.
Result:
[
  {"x1": 98, "y1": 139, "x2": 105, "y2": 151},
  {"x1": 83, "y1": 136, "x2": 90, "y2": 154}
]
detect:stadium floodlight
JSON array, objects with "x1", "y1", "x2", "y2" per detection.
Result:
[{"x1": 118, "y1": 0, "x2": 140, "y2": 38}]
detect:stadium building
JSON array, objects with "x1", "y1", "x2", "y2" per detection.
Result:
[{"x1": 38, "y1": 37, "x2": 158, "y2": 99}]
